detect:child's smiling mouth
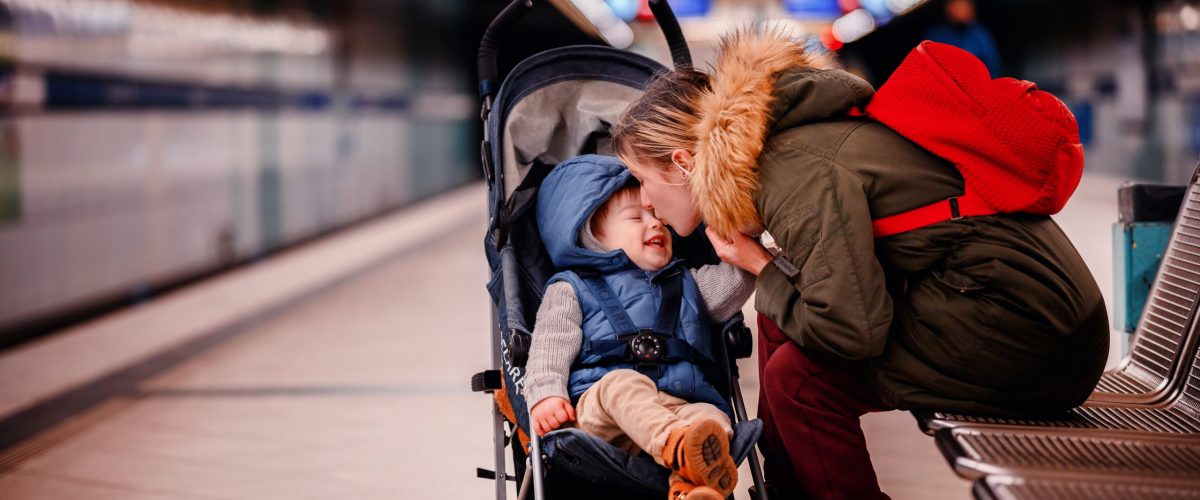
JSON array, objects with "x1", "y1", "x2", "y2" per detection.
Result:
[{"x1": 644, "y1": 235, "x2": 667, "y2": 249}]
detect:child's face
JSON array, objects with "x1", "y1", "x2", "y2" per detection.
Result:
[{"x1": 595, "y1": 190, "x2": 673, "y2": 271}]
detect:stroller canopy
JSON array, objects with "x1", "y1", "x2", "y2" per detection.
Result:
[{"x1": 488, "y1": 45, "x2": 668, "y2": 201}]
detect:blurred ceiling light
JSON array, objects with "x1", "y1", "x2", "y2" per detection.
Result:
[
  {"x1": 549, "y1": 0, "x2": 635, "y2": 49},
  {"x1": 858, "y1": 0, "x2": 891, "y2": 18},
  {"x1": 831, "y1": 8, "x2": 874, "y2": 43},
  {"x1": 1183, "y1": 4, "x2": 1200, "y2": 31},
  {"x1": 886, "y1": 0, "x2": 925, "y2": 15},
  {"x1": 605, "y1": 0, "x2": 640, "y2": 22},
  {"x1": 5, "y1": 0, "x2": 131, "y2": 34},
  {"x1": 575, "y1": 0, "x2": 634, "y2": 48},
  {"x1": 1, "y1": 0, "x2": 331, "y2": 56},
  {"x1": 820, "y1": 24, "x2": 842, "y2": 51}
]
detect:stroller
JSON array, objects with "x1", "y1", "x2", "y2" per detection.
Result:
[{"x1": 470, "y1": 1, "x2": 768, "y2": 499}]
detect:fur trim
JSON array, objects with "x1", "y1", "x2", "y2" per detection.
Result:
[{"x1": 691, "y1": 29, "x2": 834, "y2": 237}]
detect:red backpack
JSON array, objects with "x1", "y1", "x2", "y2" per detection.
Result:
[{"x1": 864, "y1": 41, "x2": 1084, "y2": 238}]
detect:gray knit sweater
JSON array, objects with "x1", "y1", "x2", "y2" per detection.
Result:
[{"x1": 523, "y1": 226, "x2": 756, "y2": 408}]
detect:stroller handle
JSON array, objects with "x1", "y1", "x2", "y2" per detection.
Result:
[
  {"x1": 477, "y1": 0, "x2": 534, "y2": 97},
  {"x1": 647, "y1": 0, "x2": 692, "y2": 68},
  {"x1": 476, "y1": 0, "x2": 693, "y2": 98}
]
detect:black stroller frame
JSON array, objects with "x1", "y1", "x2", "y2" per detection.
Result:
[{"x1": 472, "y1": 2, "x2": 768, "y2": 499}]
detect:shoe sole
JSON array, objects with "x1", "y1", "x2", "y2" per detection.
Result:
[
  {"x1": 682, "y1": 486, "x2": 724, "y2": 500},
  {"x1": 678, "y1": 419, "x2": 737, "y2": 496}
]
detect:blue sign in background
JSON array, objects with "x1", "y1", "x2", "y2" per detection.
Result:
[
  {"x1": 665, "y1": 0, "x2": 711, "y2": 17},
  {"x1": 783, "y1": 0, "x2": 842, "y2": 18},
  {"x1": 608, "y1": 0, "x2": 710, "y2": 20}
]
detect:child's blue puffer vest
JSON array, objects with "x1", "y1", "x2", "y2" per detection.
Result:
[{"x1": 536, "y1": 155, "x2": 728, "y2": 414}]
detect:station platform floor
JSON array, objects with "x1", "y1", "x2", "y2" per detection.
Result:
[{"x1": 0, "y1": 175, "x2": 1127, "y2": 499}]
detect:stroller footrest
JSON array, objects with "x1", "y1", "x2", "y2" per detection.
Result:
[
  {"x1": 476, "y1": 467, "x2": 517, "y2": 482},
  {"x1": 472, "y1": 370, "x2": 503, "y2": 392}
]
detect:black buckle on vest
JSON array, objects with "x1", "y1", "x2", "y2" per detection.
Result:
[
  {"x1": 948, "y1": 197, "x2": 962, "y2": 220},
  {"x1": 621, "y1": 329, "x2": 668, "y2": 378},
  {"x1": 628, "y1": 329, "x2": 666, "y2": 363}
]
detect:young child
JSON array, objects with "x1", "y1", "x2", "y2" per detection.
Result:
[{"x1": 525, "y1": 155, "x2": 755, "y2": 500}]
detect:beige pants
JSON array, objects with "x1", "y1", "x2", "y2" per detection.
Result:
[{"x1": 575, "y1": 369, "x2": 732, "y2": 467}]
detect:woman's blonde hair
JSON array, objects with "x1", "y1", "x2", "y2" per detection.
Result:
[{"x1": 610, "y1": 67, "x2": 711, "y2": 172}]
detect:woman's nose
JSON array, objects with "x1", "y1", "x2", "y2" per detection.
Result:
[{"x1": 639, "y1": 189, "x2": 654, "y2": 210}]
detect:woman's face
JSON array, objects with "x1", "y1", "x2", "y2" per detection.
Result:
[{"x1": 626, "y1": 154, "x2": 703, "y2": 236}]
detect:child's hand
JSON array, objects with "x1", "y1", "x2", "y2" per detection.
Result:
[
  {"x1": 530, "y1": 397, "x2": 576, "y2": 436},
  {"x1": 706, "y1": 227, "x2": 772, "y2": 276}
]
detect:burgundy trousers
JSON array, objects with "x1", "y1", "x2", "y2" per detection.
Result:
[{"x1": 756, "y1": 314, "x2": 893, "y2": 500}]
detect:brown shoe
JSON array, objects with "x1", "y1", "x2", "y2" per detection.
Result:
[
  {"x1": 668, "y1": 475, "x2": 724, "y2": 500},
  {"x1": 661, "y1": 419, "x2": 737, "y2": 497}
]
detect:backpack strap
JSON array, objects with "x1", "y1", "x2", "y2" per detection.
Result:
[{"x1": 872, "y1": 189, "x2": 997, "y2": 238}]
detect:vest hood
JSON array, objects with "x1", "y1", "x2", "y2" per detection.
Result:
[{"x1": 536, "y1": 155, "x2": 638, "y2": 273}]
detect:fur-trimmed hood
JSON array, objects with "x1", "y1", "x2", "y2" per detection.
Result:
[{"x1": 692, "y1": 30, "x2": 874, "y2": 236}]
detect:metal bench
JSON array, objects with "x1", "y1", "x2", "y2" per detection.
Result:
[
  {"x1": 927, "y1": 350, "x2": 1200, "y2": 492},
  {"x1": 917, "y1": 340, "x2": 1200, "y2": 435},
  {"x1": 917, "y1": 174, "x2": 1200, "y2": 435},
  {"x1": 935, "y1": 426, "x2": 1200, "y2": 480},
  {"x1": 972, "y1": 474, "x2": 1200, "y2": 500}
]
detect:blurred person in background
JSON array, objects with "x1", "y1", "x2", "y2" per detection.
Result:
[{"x1": 924, "y1": 0, "x2": 1002, "y2": 75}]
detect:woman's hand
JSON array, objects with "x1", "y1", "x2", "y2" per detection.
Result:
[
  {"x1": 707, "y1": 227, "x2": 772, "y2": 276},
  {"x1": 530, "y1": 397, "x2": 576, "y2": 436}
]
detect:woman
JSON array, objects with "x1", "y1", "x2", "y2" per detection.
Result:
[{"x1": 609, "y1": 31, "x2": 1108, "y2": 499}]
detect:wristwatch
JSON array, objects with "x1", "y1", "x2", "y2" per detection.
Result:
[{"x1": 760, "y1": 230, "x2": 800, "y2": 279}]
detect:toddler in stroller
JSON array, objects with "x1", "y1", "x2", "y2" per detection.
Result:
[
  {"x1": 526, "y1": 155, "x2": 755, "y2": 499},
  {"x1": 473, "y1": 2, "x2": 769, "y2": 498}
]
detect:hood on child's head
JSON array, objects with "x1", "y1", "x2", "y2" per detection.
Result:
[{"x1": 536, "y1": 155, "x2": 640, "y2": 273}]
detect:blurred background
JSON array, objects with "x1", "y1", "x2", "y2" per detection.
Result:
[
  {"x1": 0, "y1": 1, "x2": 1193, "y2": 499},
  {"x1": 1, "y1": 0, "x2": 1196, "y2": 348},
  {"x1": 0, "y1": 0, "x2": 481, "y2": 347}
]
